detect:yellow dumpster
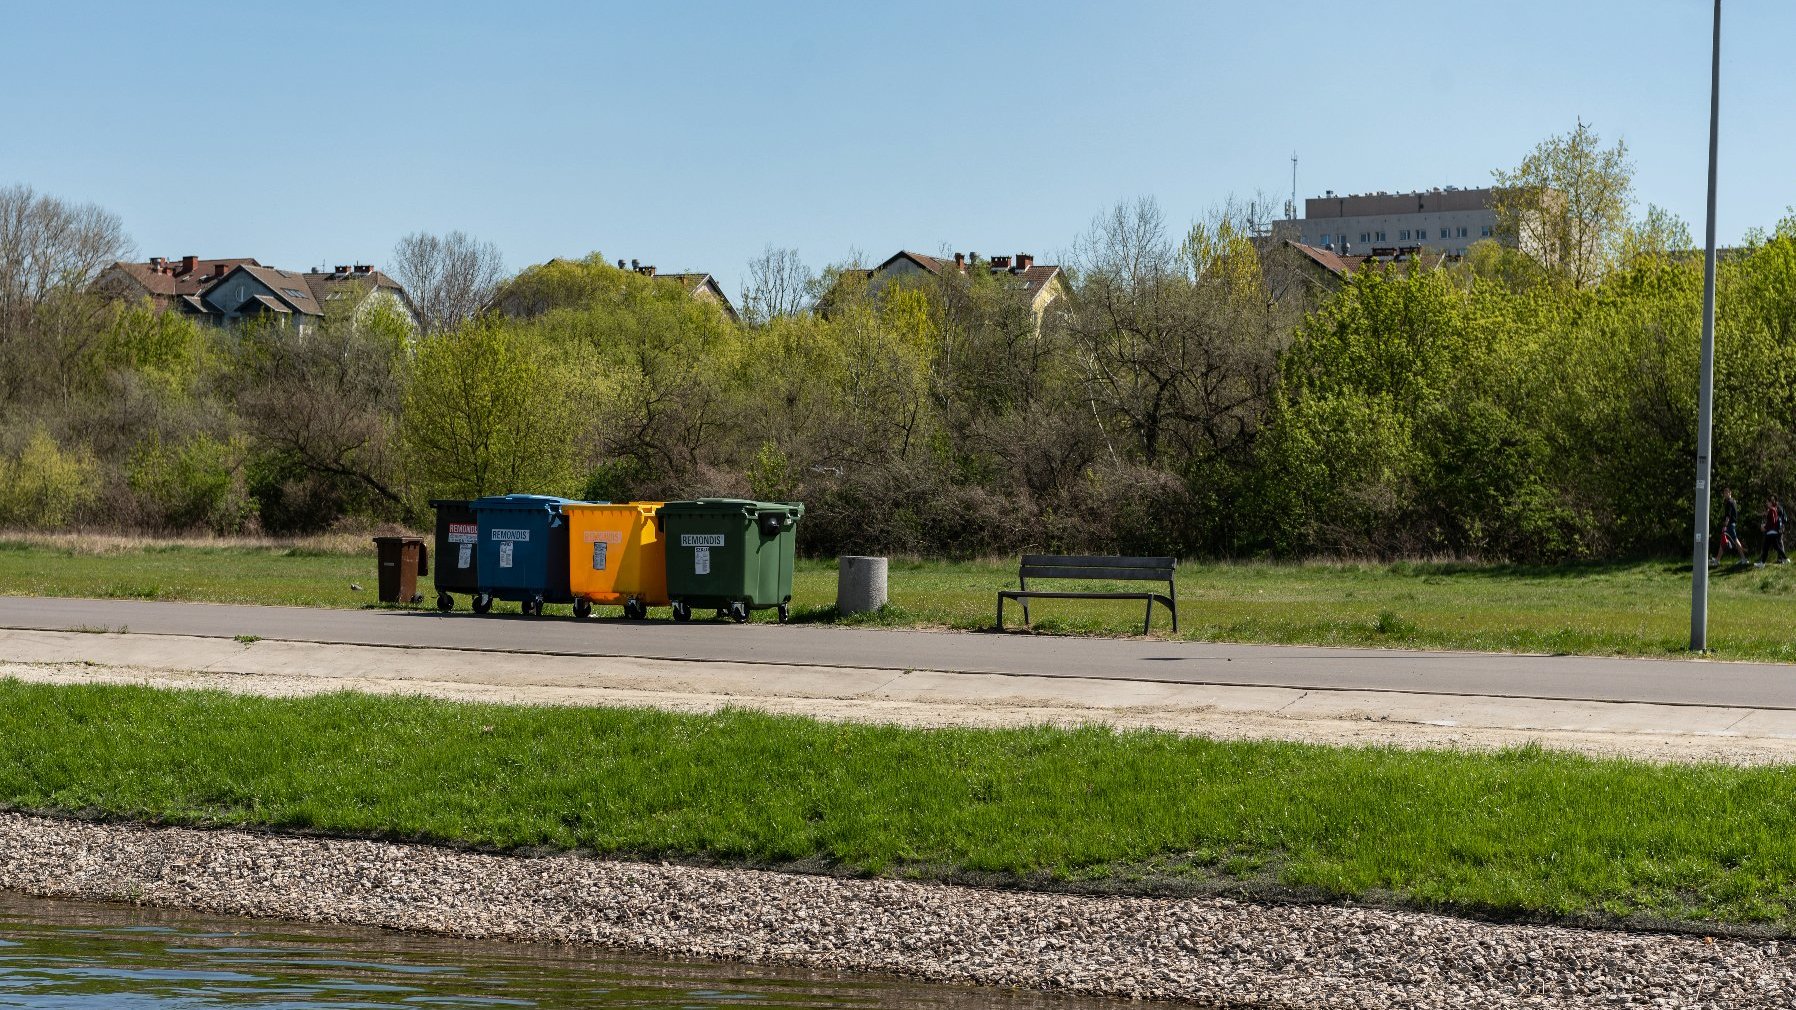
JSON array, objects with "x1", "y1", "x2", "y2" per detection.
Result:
[{"x1": 563, "y1": 501, "x2": 668, "y2": 619}]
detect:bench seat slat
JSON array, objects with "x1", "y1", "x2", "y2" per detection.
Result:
[
  {"x1": 1020, "y1": 565, "x2": 1173, "y2": 582},
  {"x1": 1000, "y1": 590, "x2": 1173, "y2": 602},
  {"x1": 1021, "y1": 554, "x2": 1175, "y2": 569}
]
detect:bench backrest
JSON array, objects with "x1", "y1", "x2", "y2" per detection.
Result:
[{"x1": 1019, "y1": 554, "x2": 1176, "y2": 583}]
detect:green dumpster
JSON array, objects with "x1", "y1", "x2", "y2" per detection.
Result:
[{"x1": 659, "y1": 499, "x2": 803, "y2": 623}]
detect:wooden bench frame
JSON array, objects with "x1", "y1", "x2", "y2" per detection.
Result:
[{"x1": 996, "y1": 554, "x2": 1178, "y2": 635}]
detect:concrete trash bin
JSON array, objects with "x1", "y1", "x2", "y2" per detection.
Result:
[
  {"x1": 836, "y1": 556, "x2": 888, "y2": 616},
  {"x1": 373, "y1": 536, "x2": 428, "y2": 604}
]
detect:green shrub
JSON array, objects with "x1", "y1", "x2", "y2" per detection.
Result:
[
  {"x1": 0, "y1": 429, "x2": 102, "y2": 529},
  {"x1": 127, "y1": 434, "x2": 257, "y2": 533}
]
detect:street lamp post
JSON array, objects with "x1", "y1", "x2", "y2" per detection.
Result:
[{"x1": 1691, "y1": 0, "x2": 1722, "y2": 652}]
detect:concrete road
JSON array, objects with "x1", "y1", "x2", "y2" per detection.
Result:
[{"x1": 0, "y1": 595, "x2": 1792, "y2": 709}]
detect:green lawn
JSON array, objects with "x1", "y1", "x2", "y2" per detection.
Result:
[
  {"x1": 3, "y1": 538, "x2": 1795, "y2": 661},
  {"x1": 3, "y1": 680, "x2": 1794, "y2": 933}
]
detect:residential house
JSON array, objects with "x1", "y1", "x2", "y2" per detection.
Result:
[
  {"x1": 96, "y1": 256, "x2": 417, "y2": 332},
  {"x1": 201, "y1": 263, "x2": 416, "y2": 331},
  {"x1": 613, "y1": 259, "x2": 740, "y2": 322},
  {"x1": 92, "y1": 255, "x2": 263, "y2": 315},
  {"x1": 865, "y1": 249, "x2": 1069, "y2": 320}
]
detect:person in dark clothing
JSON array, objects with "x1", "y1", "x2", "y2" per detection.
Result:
[
  {"x1": 1758, "y1": 496, "x2": 1790, "y2": 566},
  {"x1": 1714, "y1": 488, "x2": 1748, "y2": 565}
]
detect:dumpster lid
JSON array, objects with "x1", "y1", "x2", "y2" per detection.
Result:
[
  {"x1": 470, "y1": 494, "x2": 575, "y2": 511},
  {"x1": 428, "y1": 499, "x2": 473, "y2": 509},
  {"x1": 664, "y1": 499, "x2": 802, "y2": 511}
]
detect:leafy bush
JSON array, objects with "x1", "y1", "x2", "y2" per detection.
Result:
[{"x1": 0, "y1": 429, "x2": 101, "y2": 529}]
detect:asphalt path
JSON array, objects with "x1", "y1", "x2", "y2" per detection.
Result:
[{"x1": 1, "y1": 595, "x2": 1793, "y2": 709}]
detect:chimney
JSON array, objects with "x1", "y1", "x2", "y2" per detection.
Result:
[
  {"x1": 953, "y1": 252, "x2": 965, "y2": 271},
  {"x1": 1015, "y1": 252, "x2": 1033, "y2": 271},
  {"x1": 180, "y1": 255, "x2": 198, "y2": 276},
  {"x1": 354, "y1": 264, "x2": 372, "y2": 274},
  {"x1": 335, "y1": 265, "x2": 350, "y2": 275},
  {"x1": 990, "y1": 255, "x2": 1011, "y2": 271},
  {"x1": 148, "y1": 256, "x2": 165, "y2": 270},
  {"x1": 641, "y1": 265, "x2": 656, "y2": 278}
]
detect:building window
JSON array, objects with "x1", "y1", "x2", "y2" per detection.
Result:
[
  {"x1": 1375, "y1": 231, "x2": 1386, "y2": 242},
  {"x1": 1360, "y1": 233, "x2": 1371, "y2": 244},
  {"x1": 1440, "y1": 228, "x2": 1450, "y2": 240},
  {"x1": 1480, "y1": 225, "x2": 1491, "y2": 237},
  {"x1": 1398, "y1": 230, "x2": 1409, "y2": 241},
  {"x1": 1321, "y1": 234, "x2": 1332, "y2": 246}
]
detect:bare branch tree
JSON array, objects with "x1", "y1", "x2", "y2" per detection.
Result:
[
  {"x1": 387, "y1": 230, "x2": 507, "y2": 334},
  {"x1": 0, "y1": 184, "x2": 132, "y2": 404},
  {"x1": 740, "y1": 245, "x2": 814, "y2": 325}
]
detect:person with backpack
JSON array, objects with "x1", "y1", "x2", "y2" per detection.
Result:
[
  {"x1": 1714, "y1": 487, "x2": 1748, "y2": 566},
  {"x1": 1758, "y1": 496, "x2": 1790, "y2": 567}
]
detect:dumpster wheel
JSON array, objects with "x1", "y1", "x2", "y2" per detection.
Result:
[
  {"x1": 728, "y1": 601, "x2": 750, "y2": 623},
  {"x1": 624, "y1": 599, "x2": 647, "y2": 620},
  {"x1": 436, "y1": 593, "x2": 454, "y2": 612},
  {"x1": 778, "y1": 602, "x2": 790, "y2": 623},
  {"x1": 573, "y1": 599, "x2": 592, "y2": 619},
  {"x1": 671, "y1": 600, "x2": 692, "y2": 622},
  {"x1": 472, "y1": 594, "x2": 493, "y2": 615}
]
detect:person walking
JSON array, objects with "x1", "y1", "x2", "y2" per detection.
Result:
[
  {"x1": 1758, "y1": 496, "x2": 1790, "y2": 567},
  {"x1": 1714, "y1": 487, "x2": 1748, "y2": 566}
]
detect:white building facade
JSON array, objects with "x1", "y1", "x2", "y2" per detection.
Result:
[{"x1": 1286, "y1": 187, "x2": 1497, "y2": 257}]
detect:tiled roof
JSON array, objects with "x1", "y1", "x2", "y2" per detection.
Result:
[
  {"x1": 871, "y1": 250, "x2": 1064, "y2": 292},
  {"x1": 233, "y1": 265, "x2": 326, "y2": 315},
  {"x1": 302, "y1": 268, "x2": 406, "y2": 311},
  {"x1": 108, "y1": 258, "x2": 261, "y2": 298}
]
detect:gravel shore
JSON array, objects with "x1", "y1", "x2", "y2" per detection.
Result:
[{"x1": 0, "y1": 813, "x2": 1791, "y2": 1008}]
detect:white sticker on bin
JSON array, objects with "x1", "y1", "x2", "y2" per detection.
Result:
[
  {"x1": 693, "y1": 546, "x2": 711, "y2": 575},
  {"x1": 592, "y1": 541, "x2": 608, "y2": 571},
  {"x1": 680, "y1": 534, "x2": 725, "y2": 547},
  {"x1": 498, "y1": 541, "x2": 514, "y2": 568},
  {"x1": 491, "y1": 528, "x2": 530, "y2": 541},
  {"x1": 457, "y1": 543, "x2": 472, "y2": 569}
]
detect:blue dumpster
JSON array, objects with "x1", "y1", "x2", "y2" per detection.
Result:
[{"x1": 470, "y1": 494, "x2": 576, "y2": 616}]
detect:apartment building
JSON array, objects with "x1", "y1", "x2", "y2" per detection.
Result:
[{"x1": 1283, "y1": 186, "x2": 1498, "y2": 257}]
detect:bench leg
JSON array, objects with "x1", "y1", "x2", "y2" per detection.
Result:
[
  {"x1": 1142, "y1": 596, "x2": 1153, "y2": 636},
  {"x1": 996, "y1": 595, "x2": 1005, "y2": 631},
  {"x1": 1171, "y1": 598, "x2": 1178, "y2": 633}
]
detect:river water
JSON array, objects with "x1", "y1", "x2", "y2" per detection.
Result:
[{"x1": 0, "y1": 892, "x2": 1116, "y2": 1009}]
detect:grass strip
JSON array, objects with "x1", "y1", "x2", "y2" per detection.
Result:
[
  {"x1": 9, "y1": 540, "x2": 1796, "y2": 662},
  {"x1": 3, "y1": 679, "x2": 1794, "y2": 933}
]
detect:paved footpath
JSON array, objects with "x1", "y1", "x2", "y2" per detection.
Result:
[{"x1": 1, "y1": 595, "x2": 1793, "y2": 709}]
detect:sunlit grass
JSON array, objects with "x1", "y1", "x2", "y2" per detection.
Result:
[{"x1": 3, "y1": 680, "x2": 1795, "y2": 931}]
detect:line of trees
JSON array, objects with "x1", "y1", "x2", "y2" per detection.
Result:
[{"x1": 4, "y1": 124, "x2": 1794, "y2": 561}]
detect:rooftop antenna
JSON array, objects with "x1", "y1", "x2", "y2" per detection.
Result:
[{"x1": 1289, "y1": 152, "x2": 1299, "y2": 224}]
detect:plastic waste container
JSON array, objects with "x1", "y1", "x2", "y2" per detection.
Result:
[
  {"x1": 429, "y1": 499, "x2": 480, "y2": 611},
  {"x1": 372, "y1": 536, "x2": 428, "y2": 605},
  {"x1": 659, "y1": 499, "x2": 803, "y2": 623},
  {"x1": 470, "y1": 494, "x2": 575, "y2": 616},
  {"x1": 563, "y1": 501, "x2": 668, "y2": 619}
]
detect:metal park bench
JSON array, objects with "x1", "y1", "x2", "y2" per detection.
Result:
[{"x1": 995, "y1": 554, "x2": 1178, "y2": 636}]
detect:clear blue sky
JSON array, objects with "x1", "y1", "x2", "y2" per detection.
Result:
[{"x1": 5, "y1": 2, "x2": 1790, "y2": 297}]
